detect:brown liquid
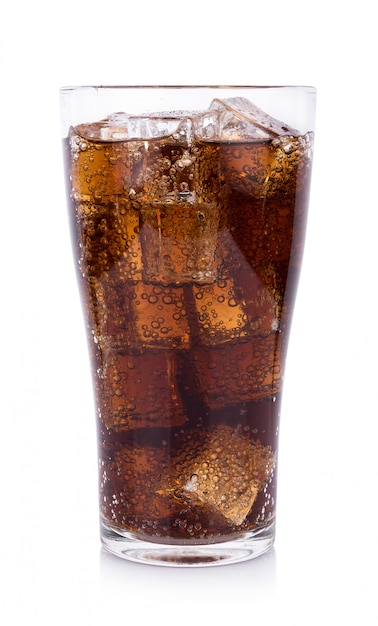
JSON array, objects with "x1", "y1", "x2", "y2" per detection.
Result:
[{"x1": 64, "y1": 108, "x2": 313, "y2": 543}]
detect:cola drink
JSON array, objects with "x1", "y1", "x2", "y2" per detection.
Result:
[{"x1": 63, "y1": 89, "x2": 314, "y2": 559}]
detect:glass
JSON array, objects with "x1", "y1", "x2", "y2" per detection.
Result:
[{"x1": 61, "y1": 86, "x2": 316, "y2": 566}]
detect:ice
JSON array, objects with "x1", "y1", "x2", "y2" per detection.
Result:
[
  {"x1": 131, "y1": 130, "x2": 222, "y2": 283},
  {"x1": 208, "y1": 97, "x2": 299, "y2": 141},
  {"x1": 98, "y1": 350, "x2": 186, "y2": 431},
  {"x1": 93, "y1": 277, "x2": 191, "y2": 431},
  {"x1": 208, "y1": 131, "x2": 314, "y2": 274},
  {"x1": 235, "y1": 262, "x2": 281, "y2": 333},
  {"x1": 69, "y1": 130, "x2": 130, "y2": 201},
  {"x1": 100, "y1": 425, "x2": 276, "y2": 530},
  {"x1": 191, "y1": 97, "x2": 307, "y2": 203},
  {"x1": 93, "y1": 273, "x2": 191, "y2": 350},
  {"x1": 70, "y1": 114, "x2": 194, "y2": 205},
  {"x1": 131, "y1": 281, "x2": 190, "y2": 348},
  {"x1": 99, "y1": 441, "x2": 172, "y2": 526},
  {"x1": 188, "y1": 333, "x2": 282, "y2": 409},
  {"x1": 73, "y1": 199, "x2": 144, "y2": 282},
  {"x1": 216, "y1": 129, "x2": 313, "y2": 203},
  {"x1": 182, "y1": 235, "x2": 282, "y2": 406},
  {"x1": 138, "y1": 196, "x2": 221, "y2": 284},
  {"x1": 189, "y1": 262, "x2": 279, "y2": 347},
  {"x1": 75, "y1": 111, "x2": 194, "y2": 142},
  {"x1": 187, "y1": 240, "x2": 280, "y2": 396},
  {"x1": 162, "y1": 424, "x2": 276, "y2": 525},
  {"x1": 190, "y1": 277, "x2": 250, "y2": 346},
  {"x1": 70, "y1": 111, "x2": 224, "y2": 285}
]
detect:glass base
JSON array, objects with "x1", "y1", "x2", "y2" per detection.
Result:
[{"x1": 100, "y1": 520, "x2": 275, "y2": 567}]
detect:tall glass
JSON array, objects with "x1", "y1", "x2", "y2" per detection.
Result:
[{"x1": 61, "y1": 86, "x2": 316, "y2": 566}]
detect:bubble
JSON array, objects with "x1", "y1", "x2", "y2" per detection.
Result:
[
  {"x1": 176, "y1": 158, "x2": 191, "y2": 169},
  {"x1": 160, "y1": 157, "x2": 171, "y2": 170},
  {"x1": 231, "y1": 147, "x2": 242, "y2": 159},
  {"x1": 283, "y1": 140, "x2": 296, "y2": 154},
  {"x1": 179, "y1": 181, "x2": 190, "y2": 194}
]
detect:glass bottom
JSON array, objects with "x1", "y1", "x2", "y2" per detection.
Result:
[{"x1": 100, "y1": 520, "x2": 275, "y2": 567}]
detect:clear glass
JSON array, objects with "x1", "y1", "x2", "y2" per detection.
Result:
[{"x1": 61, "y1": 86, "x2": 316, "y2": 567}]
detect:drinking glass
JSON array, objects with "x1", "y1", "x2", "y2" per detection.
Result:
[{"x1": 61, "y1": 86, "x2": 316, "y2": 566}]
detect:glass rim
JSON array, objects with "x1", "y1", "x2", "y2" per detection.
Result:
[{"x1": 60, "y1": 84, "x2": 317, "y2": 93}]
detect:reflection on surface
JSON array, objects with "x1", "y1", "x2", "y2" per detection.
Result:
[{"x1": 100, "y1": 545, "x2": 277, "y2": 600}]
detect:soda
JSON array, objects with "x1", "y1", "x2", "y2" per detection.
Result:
[{"x1": 64, "y1": 97, "x2": 313, "y2": 544}]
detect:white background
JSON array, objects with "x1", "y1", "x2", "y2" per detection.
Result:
[{"x1": 1, "y1": 1, "x2": 377, "y2": 624}]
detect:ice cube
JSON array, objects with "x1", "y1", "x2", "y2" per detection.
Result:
[
  {"x1": 196, "y1": 98, "x2": 310, "y2": 205},
  {"x1": 75, "y1": 112, "x2": 194, "y2": 142},
  {"x1": 214, "y1": 133, "x2": 314, "y2": 272},
  {"x1": 162, "y1": 424, "x2": 276, "y2": 525},
  {"x1": 138, "y1": 200, "x2": 221, "y2": 284},
  {"x1": 69, "y1": 128, "x2": 130, "y2": 201},
  {"x1": 190, "y1": 277, "x2": 250, "y2": 346},
  {"x1": 122, "y1": 116, "x2": 223, "y2": 284},
  {"x1": 94, "y1": 276, "x2": 191, "y2": 351},
  {"x1": 217, "y1": 128, "x2": 313, "y2": 203},
  {"x1": 132, "y1": 134, "x2": 223, "y2": 284},
  {"x1": 99, "y1": 441, "x2": 173, "y2": 527},
  {"x1": 209, "y1": 97, "x2": 299, "y2": 141},
  {"x1": 69, "y1": 114, "x2": 194, "y2": 203},
  {"x1": 235, "y1": 263, "x2": 281, "y2": 334},
  {"x1": 187, "y1": 243, "x2": 280, "y2": 347},
  {"x1": 131, "y1": 281, "x2": 191, "y2": 348},
  {"x1": 188, "y1": 333, "x2": 282, "y2": 409},
  {"x1": 97, "y1": 349, "x2": 186, "y2": 431},
  {"x1": 70, "y1": 196, "x2": 141, "y2": 282}
]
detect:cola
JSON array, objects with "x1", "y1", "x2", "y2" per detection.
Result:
[{"x1": 64, "y1": 96, "x2": 313, "y2": 545}]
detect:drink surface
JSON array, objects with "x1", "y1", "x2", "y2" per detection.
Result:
[{"x1": 64, "y1": 97, "x2": 313, "y2": 543}]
